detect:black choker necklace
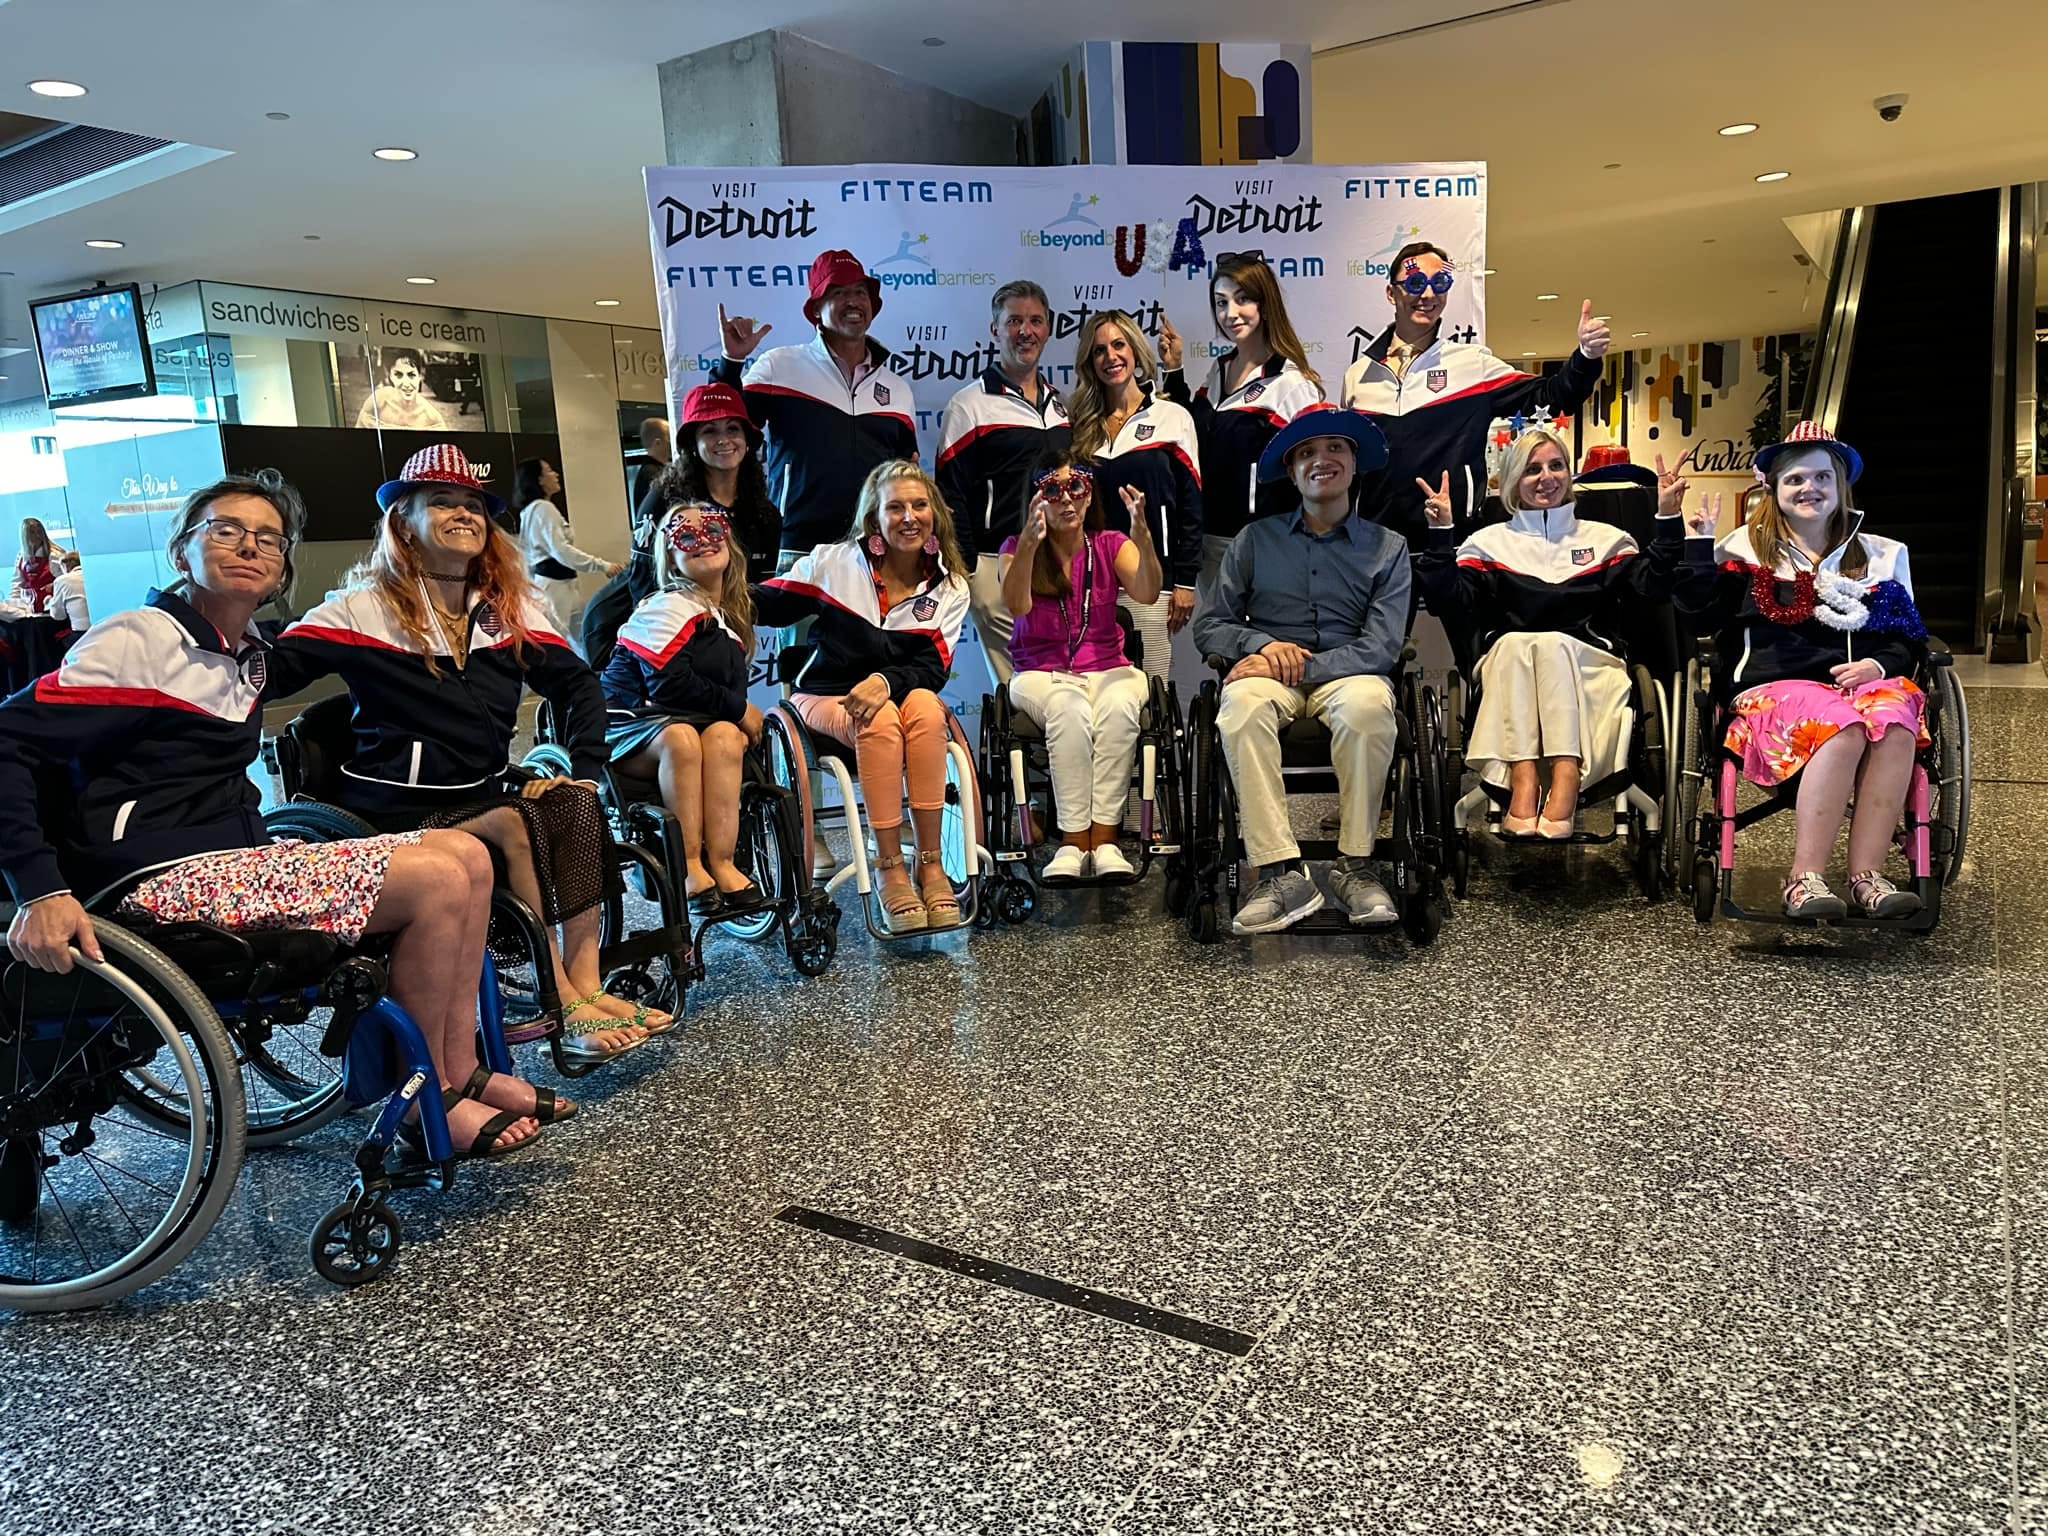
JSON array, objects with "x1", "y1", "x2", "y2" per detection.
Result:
[{"x1": 424, "y1": 571, "x2": 469, "y2": 583}]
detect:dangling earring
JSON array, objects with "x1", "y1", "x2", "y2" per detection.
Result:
[
  {"x1": 865, "y1": 532, "x2": 887, "y2": 558},
  {"x1": 922, "y1": 533, "x2": 941, "y2": 557}
]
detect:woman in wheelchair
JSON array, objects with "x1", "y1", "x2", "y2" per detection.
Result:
[
  {"x1": 602, "y1": 501, "x2": 765, "y2": 916},
  {"x1": 0, "y1": 471, "x2": 548, "y2": 1159},
  {"x1": 1417, "y1": 428, "x2": 1684, "y2": 837},
  {"x1": 278, "y1": 444, "x2": 666, "y2": 1062},
  {"x1": 999, "y1": 447, "x2": 1162, "y2": 882},
  {"x1": 1674, "y1": 422, "x2": 1929, "y2": 920},
  {"x1": 751, "y1": 460, "x2": 972, "y2": 934}
]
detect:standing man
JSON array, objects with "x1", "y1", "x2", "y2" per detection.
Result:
[
  {"x1": 935, "y1": 279, "x2": 1073, "y2": 685},
  {"x1": 1342, "y1": 241, "x2": 1610, "y2": 546},
  {"x1": 1193, "y1": 405, "x2": 1411, "y2": 934},
  {"x1": 630, "y1": 416, "x2": 671, "y2": 516},
  {"x1": 714, "y1": 250, "x2": 919, "y2": 576}
]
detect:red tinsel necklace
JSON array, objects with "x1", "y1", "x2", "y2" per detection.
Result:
[{"x1": 1750, "y1": 565, "x2": 1817, "y2": 625}]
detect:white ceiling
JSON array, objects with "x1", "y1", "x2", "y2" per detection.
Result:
[{"x1": 1, "y1": 0, "x2": 2045, "y2": 408}]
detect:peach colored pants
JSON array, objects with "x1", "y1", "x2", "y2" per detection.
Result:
[{"x1": 791, "y1": 687, "x2": 950, "y2": 831}]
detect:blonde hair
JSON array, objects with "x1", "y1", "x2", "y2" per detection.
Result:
[
  {"x1": 342, "y1": 490, "x2": 537, "y2": 678},
  {"x1": 850, "y1": 460, "x2": 967, "y2": 585},
  {"x1": 1067, "y1": 310, "x2": 1159, "y2": 460},
  {"x1": 1498, "y1": 429, "x2": 1573, "y2": 514},
  {"x1": 652, "y1": 501, "x2": 756, "y2": 654},
  {"x1": 1752, "y1": 443, "x2": 1867, "y2": 580}
]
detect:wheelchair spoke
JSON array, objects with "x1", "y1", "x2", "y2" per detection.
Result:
[{"x1": 77, "y1": 1149, "x2": 155, "y2": 1238}]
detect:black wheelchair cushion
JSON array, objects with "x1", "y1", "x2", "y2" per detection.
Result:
[{"x1": 287, "y1": 693, "x2": 357, "y2": 803}]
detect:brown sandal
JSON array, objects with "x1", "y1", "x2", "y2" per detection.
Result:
[
  {"x1": 917, "y1": 849, "x2": 962, "y2": 929},
  {"x1": 874, "y1": 854, "x2": 928, "y2": 934}
]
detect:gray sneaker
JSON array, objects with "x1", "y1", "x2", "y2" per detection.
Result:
[
  {"x1": 1233, "y1": 866, "x2": 1325, "y2": 934},
  {"x1": 1328, "y1": 860, "x2": 1398, "y2": 928}
]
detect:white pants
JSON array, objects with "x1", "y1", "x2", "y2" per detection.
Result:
[
  {"x1": 1216, "y1": 673, "x2": 1398, "y2": 866},
  {"x1": 1469, "y1": 631, "x2": 1632, "y2": 788},
  {"x1": 1007, "y1": 665, "x2": 1147, "y2": 832},
  {"x1": 1122, "y1": 591, "x2": 1174, "y2": 681},
  {"x1": 965, "y1": 556, "x2": 1015, "y2": 688}
]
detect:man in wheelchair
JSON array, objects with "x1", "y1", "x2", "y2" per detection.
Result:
[{"x1": 1192, "y1": 405, "x2": 1411, "y2": 933}]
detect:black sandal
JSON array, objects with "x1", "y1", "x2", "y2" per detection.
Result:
[
  {"x1": 399, "y1": 1084, "x2": 545, "y2": 1162},
  {"x1": 456, "y1": 1065, "x2": 578, "y2": 1125}
]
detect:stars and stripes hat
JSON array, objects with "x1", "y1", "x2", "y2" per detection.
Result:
[
  {"x1": 375, "y1": 443, "x2": 506, "y2": 515},
  {"x1": 1752, "y1": 419, "x2": 1863, "y2": 483}
]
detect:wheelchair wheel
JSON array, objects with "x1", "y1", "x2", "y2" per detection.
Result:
[
  {"x1": 521, "y1": 744, "x2": 574, "y2": 781},
  {"x1": 1188, "y1": 896, "x2": 1222, "y2": 945},
  {"x1": 120, "y1": 1012, "x2": 349, "y2": 1151},
  {"x1": 310, "y1": 1198, "x2": 401, "y2": 1288},
  {"x1": 0, "y1": 921, "x2": 246, "y2": 1313},
  {"x1": 721, "y1": 790, "x2": 790, "y2": 944},
  {"x1": 1163, "y1": 862, "x2": 1192, "y2": 917},
  {"x1": 1674, "y1": 659, "x2": 1706, "y2": 897},
  {"x1": 998, "y1": 880, "x2": 1036, "y2": 925},
  {"x1": 264, "y1": 801, "x2": 380, "y2": 843},
  {"x1": 1933, "y1": 665, "x2": 1970, "y2": 885},
  {"x1": 787, "y1": 911, "x2": 838, "y2": 977},
  {"x1": 1692, "y1": 860, "x2": 1717, "y2": 925}
]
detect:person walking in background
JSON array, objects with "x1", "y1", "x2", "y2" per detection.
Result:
[
  {"x1": 631, "y1": 416, "x2": 672, "y2": 514},
  {"x1": 516, "y1": 457, "x2": 620, "y2": 651}
]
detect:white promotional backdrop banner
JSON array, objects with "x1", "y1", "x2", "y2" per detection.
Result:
[{"x1": 640, "y1": 162, "x2": 1487, "y2": 726}]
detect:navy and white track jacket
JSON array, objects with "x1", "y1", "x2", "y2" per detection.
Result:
[
  {"x1": 1086, "y1": 390, "x2": 1205, "y2": 590},
  {"x1": 601, "y1": 589, "x2": 750, "y2": 725},
  {"x1": 1674, "y1": 518, "x2": 1925, "y2": 695},
  {"x1": 1341, "y1": 328, "x2": 1602, "y2": 547},
  {"x1": 279, "y1": 587, "x2": 607, "y2": 816},
  {"x1": 711, "y1": 335, "x2": 918, "y2": 551},
  {"x1": 752, "y1": 541, "x2": 969, "y2": 703},
  {"x1": 0, "y1": 589, "x2": 276, "y2": 905},
  {"x1": 1163, "y1": 354, "x2": 1323, "y2": 542},
  {"x1": 934, "y1": 366, "x2": 1072, "y2": 563},
  {"x1": 1418, "y1": 504, "x2": 1683, "y2": 661}
]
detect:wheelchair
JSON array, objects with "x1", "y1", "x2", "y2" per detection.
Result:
[
  {"x1": 1673, "y1": 638, "x2": 1968, "y2": 930},
  {"x1": 523, "y1": 702, "x2": 839, "y2": 985},
  {"x1": 975, "y1": 612, "x2": 1192, "y2": 924},
  {"x1": 263, "y1": 694, "x2": 689, "y2": 1073},
  {"x1": 763, "y1": 647, "x2": 992, "y2": 942},
  {"x1": 1182, "y1": 644, "x2": 1451, "y2": 946},
  {"x1": 1, "y1": 901, "x2": 519, "y2": 1309}
]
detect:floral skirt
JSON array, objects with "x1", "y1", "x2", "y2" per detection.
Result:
[
  {"x1": 1726, "y1": 677, "x2": 1928, "y2": 787},
  {"x1": 119, "y1": 834, "x2": 422, "y2": 945}
]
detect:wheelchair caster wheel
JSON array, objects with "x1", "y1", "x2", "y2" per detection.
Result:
[
  {"x1": 999, "y1": 882, "x2": 1036, "y2": 925},
  {"x1": 1692, "y1": 862, "x2": 1717, "y2": 924},
  {"x1": 1188, "y1": 896, "x2": 1222, "y2": 945},
  {"x1": 1403, "y1": 886, "x2": 1445, "y2": 946},
  {"x1": 1163, "y1": 865, "x2": 1192, "y2": 917},
  {"x1": 1451, "y1": 840, "x2": 1471, "y2": 900},
  {"x1": 311, "y1": 1198, "x2": 401, "y2": 1287},
  {"x1": 973, "y1": 891, "x2": 1002, "y2": 930},
  {"x1": 789, "y1": 925, "x2": 837, "y2": 977}
]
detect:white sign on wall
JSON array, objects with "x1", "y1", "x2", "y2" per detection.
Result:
[{"x1": 642, "y1": 162, "x2": 1490, "y2": 451}]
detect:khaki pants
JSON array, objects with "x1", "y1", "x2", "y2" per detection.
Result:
[
  {"x1": 1215, "y1": 672, "x2": 1398, "y2": 867},
  {"x1": 965, "y1": 557, "x2": 1015, "y2": 688}
]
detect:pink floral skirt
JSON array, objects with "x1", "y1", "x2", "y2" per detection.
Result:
[
  {"x1": 1726, "y1": 677, "x2": 1928, "y2": 787},
  {"x1": 119, "y1": 834, "x2": 421, "y2": 944}
]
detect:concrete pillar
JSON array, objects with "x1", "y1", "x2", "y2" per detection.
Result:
[{"x1": 658, "y1": 29, "x2": 1020, "y2": 169}]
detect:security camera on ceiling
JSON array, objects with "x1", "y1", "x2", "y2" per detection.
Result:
[{"x1": 1874, "y1": 94, "x2": 1908, "y2": 123}]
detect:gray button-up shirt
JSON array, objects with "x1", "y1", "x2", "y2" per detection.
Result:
[{"x1": 1191, "y1": 508, "x2": 1412, "y2": 687}]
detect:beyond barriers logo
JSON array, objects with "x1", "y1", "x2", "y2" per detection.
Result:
[
  {"x1": 1020, "y1": 192, "x2": 1108, "y2": 251},
  {"x1": 870, "y1": 231, "x2": 997, "y2": 293}
]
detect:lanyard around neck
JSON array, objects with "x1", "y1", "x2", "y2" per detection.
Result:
[{"x1": 1052, "y1": 536, "x2": 1095, "y2": 670}]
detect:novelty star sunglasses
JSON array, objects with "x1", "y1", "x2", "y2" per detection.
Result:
[
  {"x1": 1396, "y1": 269, "x2": 1456, "y2": 297},
  {"x1": 666, "y1": 509, "x2": 731, "y2": 556}
]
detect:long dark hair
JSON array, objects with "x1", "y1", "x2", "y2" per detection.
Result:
[
  {"x1": 663, "y1": 420, "x2": 777, "y2": 546},
  {"x1": 1027, "y1": 444, "x2": 1102, "y2": 599},
  {"x1": 1211, "y1": 254, "x2": 1321, "y2": 389},
  {"x1": 513, "y1": 458, "x2": 553, "y2": 510}
]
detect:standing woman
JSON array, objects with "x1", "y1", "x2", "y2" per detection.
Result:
[
  {"x1": 516, "y1": 457, "x2": 620, "y2": 648},
  {"x1": 1066, "y1": 310, "x2": 1203, "y2": 681},
  {"x1": 280, "y1": 445, "x2": 665, "y2": 1060},
  {"x1": 12, "y1": 519, "x2": 65, "y2": 615},
  {"x1": 999, "y1": 447, "x2": 1162, "y2": 881},
  {"x1": 1159, "y1": 254, "x2": 1325, "y2": 603},
  {"x1": 1673, "y1": 422, "x2": 1930, "y2": 919},
  {"x1": 751, "y1": 461, "x2": 971, "y2": 934}
]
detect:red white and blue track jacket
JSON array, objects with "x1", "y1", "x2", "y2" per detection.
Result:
[
  {"x1": 1341, "y1": 327, "x2": 1602, "y2": 547},
  {"x1": 711, "y1": 335, "x2": 919, "y2": 551},
  {"x1": 1163, "y1": 354, "x2": 1323, "y2": 542},
  {"x1": 934, "y1": 366, "x2": 1072, "y2": 564},
  {"x1": 278, "y1": 587, "x2": 607, "y2": 815},
  {"x1": 601, "y1": 588, "x2": 750, "y2": 725},
  {"x1": 0, "y1": 588, "x2": 278, "y2": 904},
  {"x1": 1086, "y1": 389, "x2": 1205, "y2": 590},
  {"x1": 751, "y1": 541, "x2": 969, "y2": 703}
]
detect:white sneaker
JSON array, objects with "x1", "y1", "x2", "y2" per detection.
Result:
[
  {"x1": 1091, "y1": 843, "x2": 1136, "y2": 882},
  {"x1": 1044, "y1": 844, "x2": 1090, "y2": 882}
]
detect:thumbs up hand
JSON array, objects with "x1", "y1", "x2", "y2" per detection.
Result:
[{"x1": 1577, "y1": 300, "x2": 1611, "y2": 360}]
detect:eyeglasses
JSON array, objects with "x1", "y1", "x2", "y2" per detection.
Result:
[
  {"x1": 1031, "y1": 468, "x2": 1094, "y2": 501},
  {"x1": 1396, "y1": 269, "x2": 1456, "y2": 297},
  {"x1": 666, "y1": 509, "x2": 731, "y2": 557},
  {"x1": 197, "y1": 517, "x2": 290, "y2": 557},
  {"x1": 1215, "y1": 249, "x2": 1267, "y2": 267}
]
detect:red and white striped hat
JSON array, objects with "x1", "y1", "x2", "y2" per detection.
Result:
[
  {"x1": 1753, "y1": 419, "x2": 1863, "y2": 483},
  {"x1": 376, "y1": 442, "x2": 506, "y2": 515}
]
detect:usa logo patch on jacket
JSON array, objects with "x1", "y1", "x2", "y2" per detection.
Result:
[
  {"x1": 911, "y1": 593, "x2": 939, "y2": 621},
  {"x1": 1571, "y1": 547, "x2": 1595, "y2": 566},
  {"x1": 1134, "y1": 423, "x2": 1154, "y2": 441},
  {"x1": 1426, "y1": 369, "x2": 1448, "y2": 394},
  {"x1": 872, "y1": 384, "x2": 891, "y2": 407}
]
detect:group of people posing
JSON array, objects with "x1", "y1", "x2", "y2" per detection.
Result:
[{"x1": 0, "y1": 240, "x2": 1935, "y2": 1162}]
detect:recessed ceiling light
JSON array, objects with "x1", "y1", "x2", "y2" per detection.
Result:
[
  {"x1": 1522, "y1": 351, "x2": 1538, "y2": 357},
  {"x1": 27, "y1": 79, "x2": 87, "y2": 98},
  {"x1": 1592, "y1": 315, "x2": 1612, "y2": 322},
  {"x1": 372, "y1": 146, "x2": 417, "y2": 161},
  {"x1": 265, "y1": 111, "x2": 291, "y2": 121},
  {"x1": 922, "y1": 36, "x2": 945, "y2": 46},
  {"x1": 1536, "y1": 293, "x2": 1559, "y2": 301},
  {"x1": 1481, "y1": 268, "x2": 1497, "y2": 276},
  {"x1": 405, "y1": 275, "x2": 436, "y2": 285},
  {"x1": 303, "y1": 233, "x2": 321, "y2": 241},
  {"x1": 84, "y1": 238, "x2": 124, "y2": 250},
  {"x1": 1631, "y1": 331, "x2": 1650, "y2": 338},
  {"x1": 1719, "y1": 122, "x2": 1759, "y2": 136},
  {"x1": 1755, "y1": 170, "x2": 1790, "y2": 183},
  {"x1": 594, "y1": 298, "x2": 621, "y2": 307},
  {"x1": 1703, "y1": 238, "x2": 1718, "y2": 245},
  {"x1": 1603, "y1": 162, "x2": 1622, "y2": 170}
]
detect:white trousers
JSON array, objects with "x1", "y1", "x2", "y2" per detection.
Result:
[
  {"x1": 1469, "y1": 631, "x2": 1632, "y2": 788},
  {"x1": 965, "y1": 557, "x2": 1015, "y2": 688},
  {"x1": 1007, "y1": 665, "x2": 1148, "y2": 832},
  {"x1": 1216, "y1": 673, "x2": 1398, "y2": 866}
]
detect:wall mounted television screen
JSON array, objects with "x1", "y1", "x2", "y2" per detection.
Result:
[{"x1": 30, "y1": 283, "x2": 157, "y2": 407}]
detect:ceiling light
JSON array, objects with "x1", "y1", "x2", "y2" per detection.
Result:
[
  {"x1": 27, "y1": 79, "x2": 87, "y2": 98},
  {"x1": 265, "y1": 111, "x2": 291, "y2": 121},
  {"x1": 372, "y1": 146, "x2": 417, "y2": 161},
  {"x1": 922, "y1": 36, "x2": 945, "y2": 46},
  {"x1": 84, "y1": 238, "x2": 124, "y2": 249},
  {"x1": 594, "y1": 298, "x2": 621, "y2": 307},
  {"x1": 1602, "y1": 162, "x2": 1621, "y2": 170},
  {"x1": 1536, "y1": 293, "x2": 1559, "y2": 301},
  {"x1": 303, "y1": 234, "x2": 321, "y2": 241},
  {"x1": 1755, "y1": 170, "x2": 1790, "y2": 183},
  {"x1": 1719, "y1": 122, "x2": 1759, "y2": 136},
  {"x1": 1631, "y1": 331, "x2": 1650, "y2": 338},
  {"x1": 1522, "y1": 351, "x2": 1537, "y2": 357},
  {"x1": 405, "y1": 275, "x2": 436, "y2": 285},
  {"x1": 1481, "y1": 268, "x2": 1497, "y2": 276}
]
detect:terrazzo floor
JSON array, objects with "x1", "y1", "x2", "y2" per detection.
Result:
[{"x1": 6, "y1": 675, "x2": 2048, "y2": 1535}]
